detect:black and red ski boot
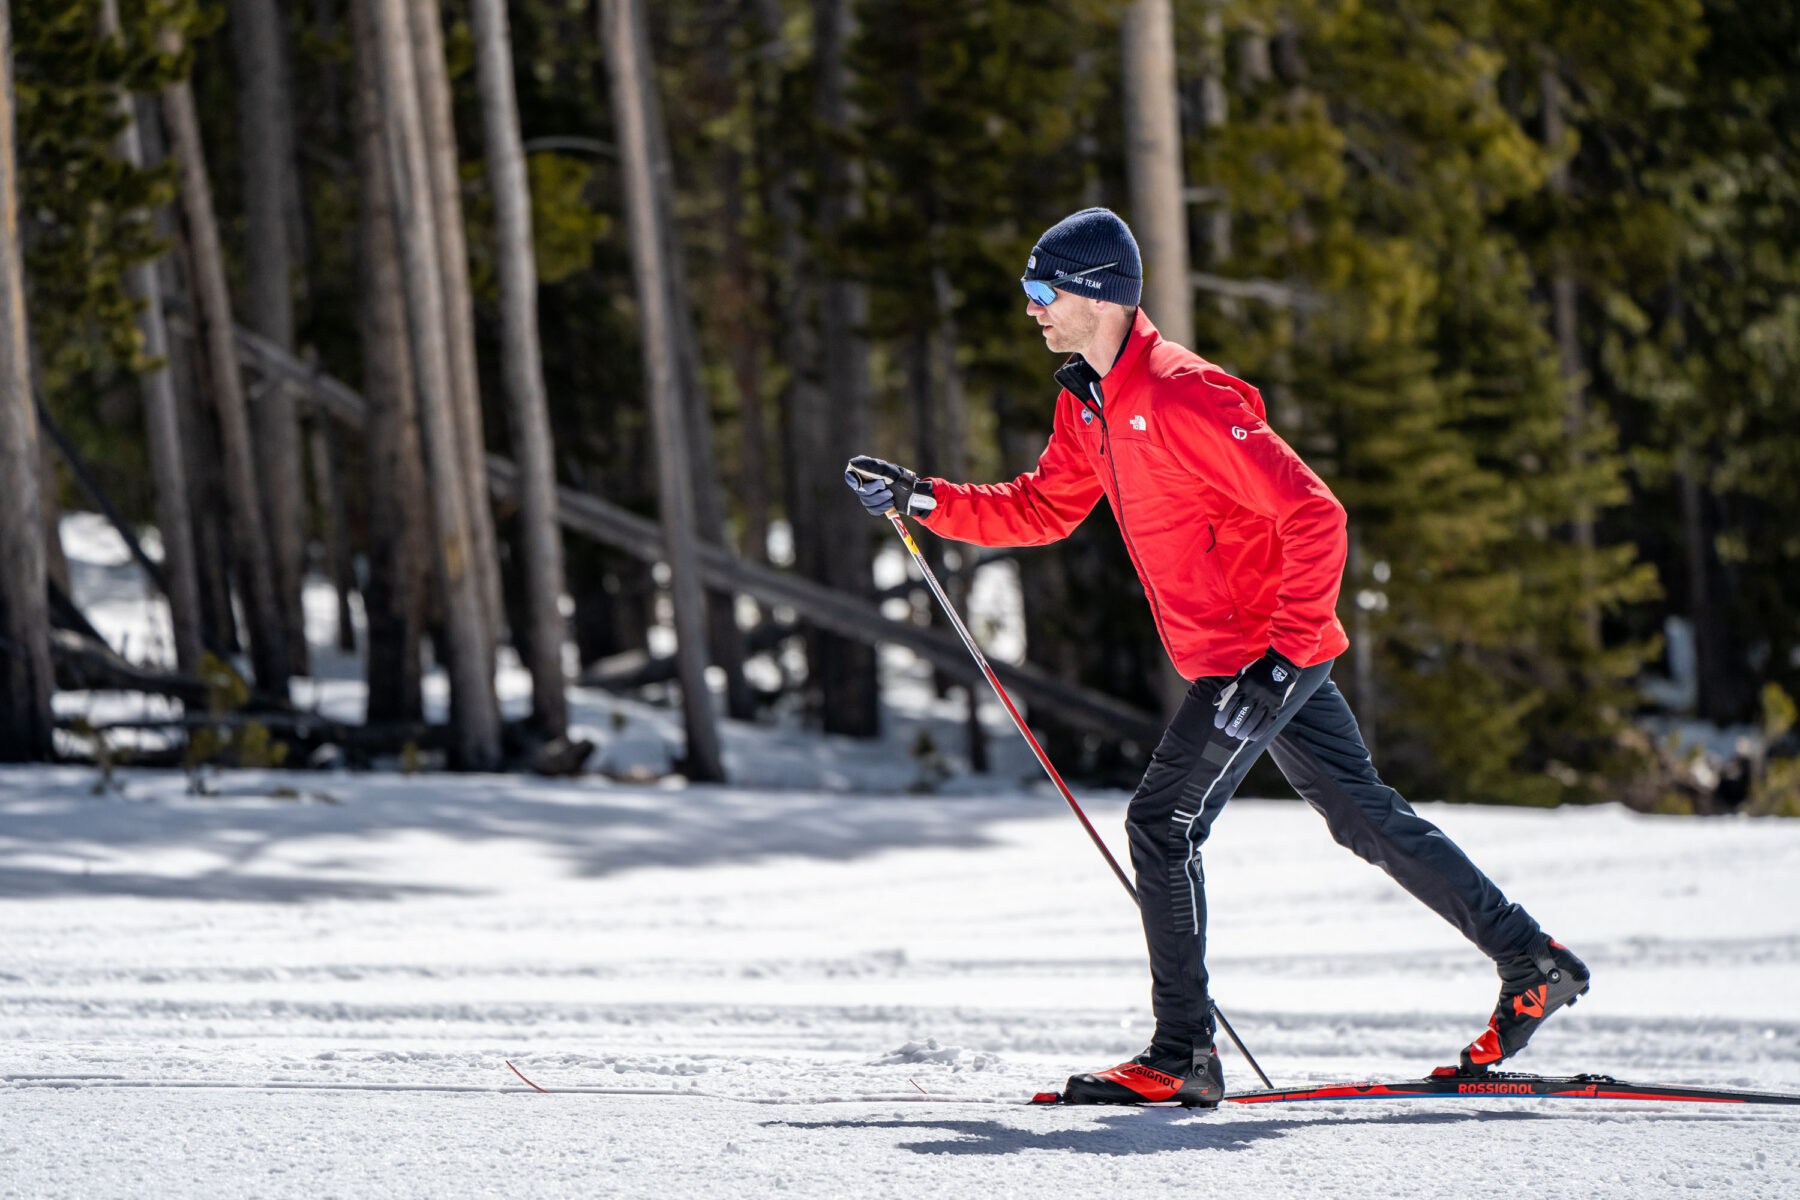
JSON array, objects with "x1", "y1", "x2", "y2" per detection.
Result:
[
  {"x1": 1061, "y1": 1038, "x2": 1225, "y2": 1107},
  {"x1": 1460, "y1": 938, "x2": 1590, "y2": 1072}
]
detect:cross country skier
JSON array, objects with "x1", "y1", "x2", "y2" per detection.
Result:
[{"x1": 843, "y1": 207, "x2": 1589, "y2": 1107}]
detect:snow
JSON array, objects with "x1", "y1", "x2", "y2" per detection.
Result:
[{"x1": 7, "y1": 516, "x2": 1799, "y2": 1197}]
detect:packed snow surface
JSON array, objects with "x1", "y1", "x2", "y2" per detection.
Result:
[
  {"x1": 9, "y1": 518, "x2": 1798, "y2": 1196},
  {"x1": 3, "y1": 769, "x2": 1798, "y2": 1199}
]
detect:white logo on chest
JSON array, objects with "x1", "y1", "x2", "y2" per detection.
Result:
[
  {"x1": 1130, "y1": 415, "x2": 1147, "y2": 432},
  {"x1": 1231, "y1": 426, "x2": 1247, "y2": 440}
]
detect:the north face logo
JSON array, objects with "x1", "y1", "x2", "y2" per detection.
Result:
[{"x1": 1130, "y1": 415, "x2": 1147, "y2": 431}]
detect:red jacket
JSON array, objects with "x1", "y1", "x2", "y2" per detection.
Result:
[{"x1": 922, "y1": 310, "x2": 1349, "y2": 679}]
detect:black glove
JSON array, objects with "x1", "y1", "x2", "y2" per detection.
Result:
[
  {"x1": 843, "y1": 455, "x2": 937, "y2": 518},
  {"x1": 1212, "y1": 648, "x2": 1301, "y2": 742}
]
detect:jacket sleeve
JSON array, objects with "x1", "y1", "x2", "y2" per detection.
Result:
[
  {"x1": 920, "y1": 397, "x2": 1102, "y2": 547},
  {"x1": 1158, "y1": 369, "x2": 1348, "y2": 666}
]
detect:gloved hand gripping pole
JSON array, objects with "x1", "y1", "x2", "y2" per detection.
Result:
[{"x1": 872, "y1": 499, "x2": 1273, "y2": 1089}]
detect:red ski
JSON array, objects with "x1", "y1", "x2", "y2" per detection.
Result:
[{"x1": 1032, "y1": 1068, "x2": 1800, "y2": 1107}]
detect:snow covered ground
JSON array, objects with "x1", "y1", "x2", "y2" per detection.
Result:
[
  {"x1": 4, "y1": 771, "x2": 1798, "y2": 1199},
  {"x1": 6, "y1": 516, "x2": 1798, "y2": 1197}
]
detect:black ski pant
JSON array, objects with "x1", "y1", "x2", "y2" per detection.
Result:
[{"x1": 1127, "y1": 659, "x2": 1543, "y2": 1046}]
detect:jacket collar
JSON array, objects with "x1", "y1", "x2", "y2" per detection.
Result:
[
  {"x1": 1108, "y1": 307, "x2": 1160, "y2": 392},
  {"x1": 1051, "y1": 308, "x2": 1161, "y2": 413}
]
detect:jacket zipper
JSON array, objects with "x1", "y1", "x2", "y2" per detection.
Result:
[{"x1": 1090, "y1": 383, "x2": 1177, "y2": 661}]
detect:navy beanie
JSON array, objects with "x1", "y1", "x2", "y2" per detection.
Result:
[{"x1": 1024, "y1": 207, "x2": 1143, "y2": 307}]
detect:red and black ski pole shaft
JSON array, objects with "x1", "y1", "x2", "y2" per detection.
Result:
[{"x1": 876, "y1": 504, "x2": 1273, "y2": 1089}]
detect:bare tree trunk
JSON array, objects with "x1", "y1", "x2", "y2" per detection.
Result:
[
  {"x1": 307, "y1": 418, "x2": 357, "y2": 652},
  {"x1": 0, "y1": 2, "x2": 52, "y2": 761},
  {"x1": 1197, "y1": 2, "x2": 1230, "y2": 270},
  {"x1": 1541, "y1": 62, "x2": 1600, "y2": 651},
  {"x1": 678, "y1": 319, "x2": 756, "y2": 722},
  {"x1": 469, "y1": 0, "x2": 569, "y2": 737},
  {"x1": 96, "y1": 0, "x2": 205, "y2": 673},
  {"x1": 353, "y1": 0, "x2": 428, "y2": 723},
  {"x1": 601, "y1": 0, "x2": 725, "y2": 781},
  {"x1": 1120, "y1": 0, "x2": 1195, "y2": 718},
  {"x1": 683, "y1": 10, "x2": 763, "y2": 714},
  {"x1": 229, "y1": 0, "x2": 310, "y2": 675},
  {"x1": 137, "y1": 88, "x2": 234, "y2": 655},
  {"x1": 410, "y1": 0, "x2": 504, "y2": 653},
  {"x1": 932, "y1": 262, "x2": 986, "y2": 772},
  {"x1": 161, "y1": 32, "x2": 292, "y2": 696},
  {"x1": 371, "y1": 0, "x2": 502, "y2": 767},
  {"x1": 755, "y1": 1, "x2": 827, "y2": 600},
  {"x1": 158, "y1": 174, "x2": 241, "y2": 657},
  {"x1": 1347, "y1": 524, "x2": 1376, "y2": 759},
  {"x1": 811, "y1": 0, "x2": 879, "y2": 738},
  {"x1": 715, "y1": 131, "x2": 770, "y2": 565},
  {"x1": 908, "y1": 322, "x2": 951, "y2": 703},
  {"x1": 660, "y1": 204, "x2": 753, "y2": 719},
  {"x1": 1121, "y1": 0, "x2": 1193, "y2": 351},
  {"x1": 37, "y1": 433, "x2": 67, "y2": 596}
]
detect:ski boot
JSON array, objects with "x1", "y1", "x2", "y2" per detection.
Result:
[
  {"x1": 1062, "y1": 1037, "x2": 1225, "y2": 1107},
  {"x1": 1460, "y1": 938, "x2": 1590, "y2": 1073}
]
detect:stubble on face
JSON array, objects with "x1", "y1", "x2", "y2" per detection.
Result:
[{"x1": 1037, "y1": 295, "x2": 1102, "y2": 356}]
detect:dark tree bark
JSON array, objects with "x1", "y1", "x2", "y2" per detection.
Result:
[
  {"x1": 1541, "y1": 60, "x2": 1600, "y2": 650},
  {"x1": 162, "y1": 205, "x2": 241, "y2": 658},
  {"x1": 1197, "y1": 3, "x2": 1231, "y2": 270},
  {"x1": 100, "y1": 0, "x2": 205, "y2": 672},
  {"x1": 1121, "y1": 0, "x2": 1193, "y2": 351},
  {"x1": 161, "y1": 29, "x2": 291, "y2": 695},
  {"x1": 37, "y1": 433, "x2": 67, "y2": 597},
  {"x1": 353, "y1": 0, "x2": 428, "y2": 723},
  {"x1": 229, "y1": 0, "x2": 310, "y2": 674},
  {"x1": 1120, "y1": 0, "x2": 1195, "y2": 718},
  {"x1": 0, "y1": 0, "x2": 53, "y2": 761},
  {"x1": 671, "y1": 264, "x2": 754, "y2": 722},
  {"x1": 809, "y1": 0, "x2": 879, "y2": 738},
  {"x1": 601, "y1": 0, "x2": 725, "y2": 781},
  {"x1": 369, "y1": 0, "x2": 502, "y2": 766},
  {"x1": 410, "y1": 0, "x2": 504, "y2": 653},
  {"x1": 470, "y1": 0, "x2": 570, "y2": 737},
  {"x1": 307, "y1": 418, "x2": 358, "y2": 652},
  {"x1": 932, "y1": 262, "x2": 987, "y2": 772},
  {"x1": 712, "y1": 116, "x2": 771, "y2": 566}
]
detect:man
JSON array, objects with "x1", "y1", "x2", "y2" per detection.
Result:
[{"x1": 843, "y1": 207, "x2": 1588, "y2": 1107}]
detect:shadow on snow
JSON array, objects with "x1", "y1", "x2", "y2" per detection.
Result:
[
  {"x1": 0, "y1": 767, "x2": 1054, "y2": 902},
  {"x1": 766, "y1": 1108, "x2": 1549, "y2": 1155}
]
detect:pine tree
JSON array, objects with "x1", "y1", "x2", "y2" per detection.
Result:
[{"x1": 1193, "y1": 0, "x2": 1658, "y2": 803}]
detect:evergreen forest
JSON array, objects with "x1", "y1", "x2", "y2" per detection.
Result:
[{"x1": 1, "y1": 0, "x2": 1797, "y2": 814}]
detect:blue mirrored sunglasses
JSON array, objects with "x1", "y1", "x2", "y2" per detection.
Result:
[{"x1": 1020, "y1": 261, "x2": 1117, "y2": 307}]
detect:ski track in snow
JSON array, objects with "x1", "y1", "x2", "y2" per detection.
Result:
[
  {"x1": 7, "y1": 538, "x2": 1800, "y2": 1197},
  {"x1": 3, "y1": 768, "x2": 1799, "y2": 1199}
]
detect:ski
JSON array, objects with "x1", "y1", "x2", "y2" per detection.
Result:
[{"x1": 1031, "y1": 1068, "x2": 1800, "y2": 1108}]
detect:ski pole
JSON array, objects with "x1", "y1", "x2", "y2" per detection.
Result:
[{"x1": 874, "y1": 502, "x2": 1274, "y2": 1090}]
